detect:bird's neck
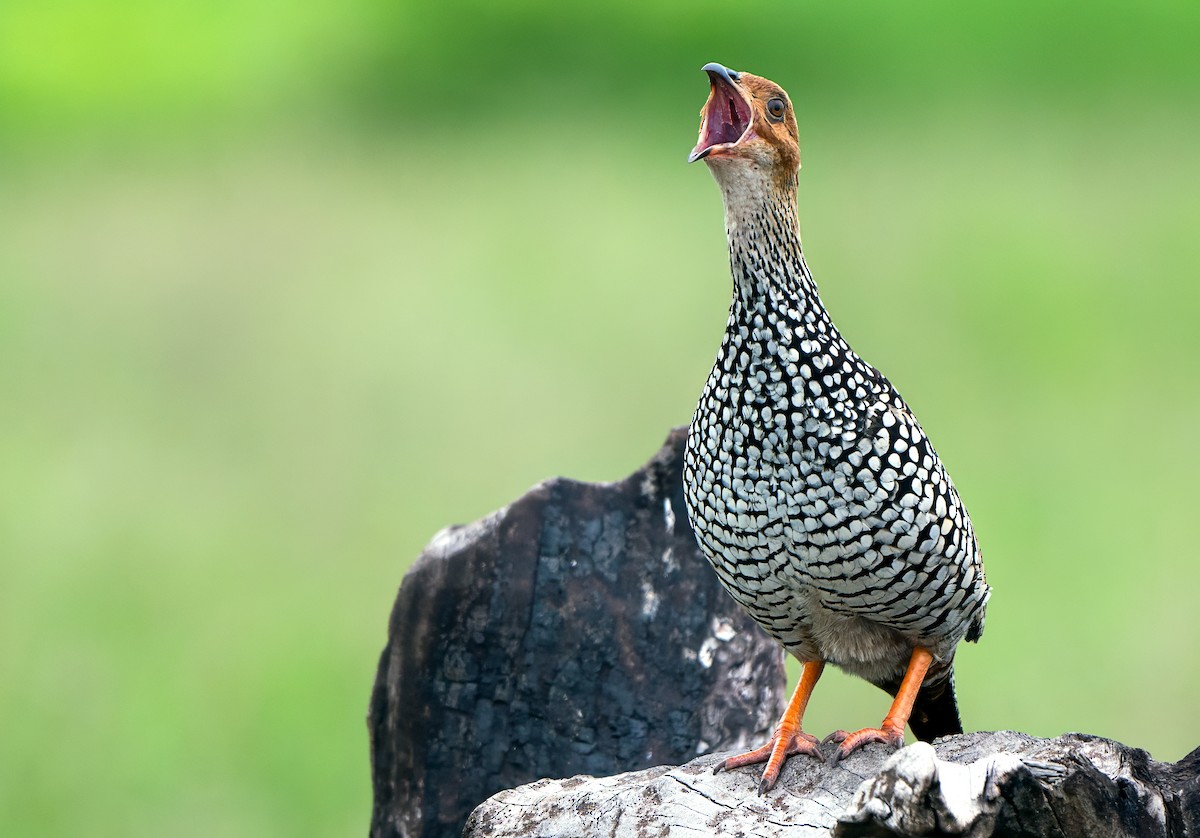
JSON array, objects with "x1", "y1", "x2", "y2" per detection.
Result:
[
  {"x1": 719, "y1": 177, "x2": 821, "y2": 316},
  {"x1": 713, "y1": 176, "x2": 872, "y2": 410}
]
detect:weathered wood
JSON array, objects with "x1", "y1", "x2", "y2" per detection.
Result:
[
  {"x1": 367, "y1": 429, "x2": 787, "y2": 838},
  {"x1": 464, "y1": 731, "x2": 1200, "y2": 837}
]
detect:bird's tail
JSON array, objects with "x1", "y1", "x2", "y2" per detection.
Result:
[{"x1": 906, "y1": 669, "x2": 963, "y2": 741}]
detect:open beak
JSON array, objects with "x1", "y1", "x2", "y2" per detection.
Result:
[{"x1": 688, "y1": 63, "x2": 754, "y2": 163}]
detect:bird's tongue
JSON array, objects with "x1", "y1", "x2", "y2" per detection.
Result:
[{"x1": 689, "y1": 76, "x2": 752, "y2": 163}]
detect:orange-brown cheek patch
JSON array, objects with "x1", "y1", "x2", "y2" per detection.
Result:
[{"x1": 748, "y1": 115, "x2": 801, "y2": 187}]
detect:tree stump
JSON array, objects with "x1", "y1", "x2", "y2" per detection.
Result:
[{"x1": 367, "y1": 429, "x2": 787, "y2": 838}]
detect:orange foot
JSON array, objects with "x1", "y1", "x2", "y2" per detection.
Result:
[
  {"x1": 824, "y1": 645, "x2": 937, "y2": 763},
  {"x1": 823, "y1": 724, "x2": 905, "y2": 762},
  {"x1": 715, "y1": 659, "x2": 826, "y2": 794},
  {"x1": 716, "y1": 729, "x2": 824, "y2": 793}
]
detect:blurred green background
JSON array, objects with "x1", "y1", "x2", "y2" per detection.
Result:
[{"x1": 3, "y1": 1, "x2": 1199, "y2": 834}]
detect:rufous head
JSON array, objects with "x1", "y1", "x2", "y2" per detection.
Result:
[{"x1": 688, "y1": 63, "x2": 800, "y2": 192}]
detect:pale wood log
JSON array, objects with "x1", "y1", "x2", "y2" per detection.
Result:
[{"x1": 465, "y1": 731, "x2": 1200, "y2": 837}]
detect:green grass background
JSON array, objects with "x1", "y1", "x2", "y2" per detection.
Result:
[{"x1": 2, "y1": 1, "x2": 1199, "y2": 834}]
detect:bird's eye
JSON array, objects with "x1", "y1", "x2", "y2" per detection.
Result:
[{"x1": 766, "y1": 98, "x2": 786, "y2": 121}]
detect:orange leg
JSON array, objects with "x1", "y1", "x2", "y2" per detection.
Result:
[
  {"x1": 825, "y1": 646, "x2": 934, "y2": 761},
  {"x1": 716, "y1": 659, "x2": 825, "y2": 794}
]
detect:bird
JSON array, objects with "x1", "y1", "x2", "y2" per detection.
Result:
[{"x1": 681, "y1": 62, "x2": 991, "y2": 794}]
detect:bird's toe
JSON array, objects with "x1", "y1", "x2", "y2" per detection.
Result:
[
  {"x1": 822, "y1": 729, "x2": 850, "y2": 746},
  {"x1": 830, "y1": 726, "x2": 905, "y2": 762}
]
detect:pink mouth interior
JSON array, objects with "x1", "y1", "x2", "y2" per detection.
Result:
[{"x1": 693, "y1": 81, "x2": 752, "y2": 160}]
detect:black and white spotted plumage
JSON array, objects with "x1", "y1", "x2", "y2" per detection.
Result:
[{"x1": 682, "y1": 68, "x2": 989, "y2": 733}]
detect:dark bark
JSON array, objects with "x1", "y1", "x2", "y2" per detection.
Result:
[{"x1": 367, "y1": 428, "x2": 787, "y2": 838}]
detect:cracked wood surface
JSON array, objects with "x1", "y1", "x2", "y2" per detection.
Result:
[{"x1": 465, "y1": 731, "x2": 1200, "y2": 837}]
